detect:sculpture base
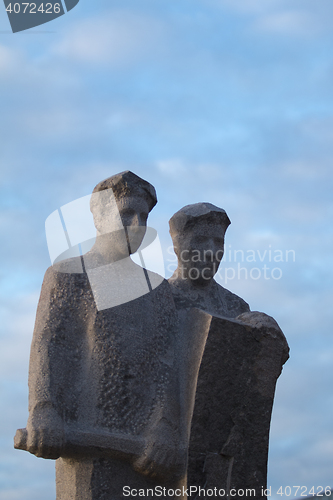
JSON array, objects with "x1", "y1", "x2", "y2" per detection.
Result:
[{"x1": 56, "y1": 456, "x2": 186, "y2": 500}]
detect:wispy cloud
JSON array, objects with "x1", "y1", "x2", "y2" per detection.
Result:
[
  {"x1": 254, "y1": 10, "x2": 317, "y2": 37},
  {"x1": 52, "y1": 10, "x2": 166, "y2": 67},
  {"x1": 218, "y1": 0, "x2": 281, "y2": 15},
  {"x1": 0, "y1": 0, "x2": 333, "y2": 495},
  {"x1": 0, "y1": 44, "x2": 17, "y2": 73}
]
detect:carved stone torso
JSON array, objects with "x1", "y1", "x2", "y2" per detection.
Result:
[{"x1": 29, "y1": 260, "x2": 182, "y2": 444}]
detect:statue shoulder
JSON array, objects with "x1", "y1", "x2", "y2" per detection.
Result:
[
  {"x1": 38, "y1": 259, "x2": 90, "y2": 313},
  {"x1": 50, "y1": 255, "x2": 86, "y2": 275},
  {"x1": 217, "y1": 282, "x2": 250, "y2": 317}
]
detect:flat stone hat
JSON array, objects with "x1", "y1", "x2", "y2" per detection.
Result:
[
  {"x1": 169, "y1": 202, "x2": 231, "y2": 236},
  {"x1": 92, "y1": 171, "x2": 157, "y2": 212}
]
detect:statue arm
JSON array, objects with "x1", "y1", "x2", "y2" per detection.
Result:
[{"x1": 26, "y1": 267, "x2": 79, "y2": 459}]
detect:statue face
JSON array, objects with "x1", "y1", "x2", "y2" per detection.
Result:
[
  {"x1": 116, "y1": 195, "x2": 149, "y2": 254},
  {"x1": 176, "y1": 223, "x2": 226, "y2": 285},
  {"x1": 91, "y1": 190, "x2": 149, "y2": 256}
]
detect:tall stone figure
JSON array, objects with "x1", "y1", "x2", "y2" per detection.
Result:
[
  {"x1": 168, "y1": 203, "x2": 289, "y2": 499},
  {"x1": 14, "y1": 172, "x2": 202, "y2": 500}
]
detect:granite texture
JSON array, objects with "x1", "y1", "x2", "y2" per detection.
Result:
[
  {"x1": 14, "y1": 187, "x2": 290, "y2": 500},
  {"x1": 187, "y1": 313, "x2": 289, "y2": 499},
  {"x1": 15, "y1": 172, "x2": 189, "y2": 499},
  {"x1": 168, "y1": 203, "x2": 289, "y2": 499}
]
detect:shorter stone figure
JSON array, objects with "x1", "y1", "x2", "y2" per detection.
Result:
[
  {"x1": 168, "y1": 203, "x2": 289, "y2": 499},
  {"x1": 168, "y1": 203, "x2": 249, "y2": 318}
]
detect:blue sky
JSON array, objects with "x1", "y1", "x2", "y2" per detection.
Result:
[{"x1": 0, "y1": 0, "x2": 333, "y2": 498}]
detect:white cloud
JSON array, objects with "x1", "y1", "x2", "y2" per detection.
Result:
[
  {"x1": 156, "y1": 158, "x2": 188, "y2": 177},
  {"x1": 279, "y1": 160, "x2": 330, "y2": 180},
  {"x1": 215, "y1": 0, "x2": 332, "y2": 29},
  {"x1": 0, "y1": 45, "x2": 13, "y2": 70},
  {"x1": 19, "y1": 107, "x2": 86, "y2": 139},
  {"x1": 301, "y1": 117, "x2": 333, "y2": 144},
  {"x1": 0, "y1": 292, "x2": 39, "y2": 379},
  {"x1": 215, "y1": 0, "x2": 330, "y2": 38},
  {"x1": 280, "y1": 201, "x2": 330, "y2": 225},
  {"x1": 105, "y1": 109, "x2": 145, "y2": 132},
  {"x1": 217, "y1": 0, "x2": 281, "y2": 15},
  {"x1": 0, "y1": 44, "x2": 21, "y2": 78},
  {"x1": 254, "y1": 10, "x2": 316, "y2": 37},
  {"x1": 52, "y1": 10, "x2": 166, "y2": 67},
  {"x1": 0, "y1": 0, "x2": 332, "y2": 495}
]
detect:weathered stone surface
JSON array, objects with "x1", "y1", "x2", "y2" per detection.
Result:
[
  {"x1": 14, "y1": 172, "x2": 189, "y2": 499},
  {"x1": 168, "y1": 202, "x2": 289, "y2": 499},
  {"x1": 55, "y1": 456, "x2": 186, "y2": 500},
  {"x1": 188, "y1": 313, "x2": 289, "y2": 499},
  {"x1": 14, "y1": 186, "x2": 290, "y2": 500},
  {"x1": 24, "y1": 268, "x2": 184, "y2": 454}
]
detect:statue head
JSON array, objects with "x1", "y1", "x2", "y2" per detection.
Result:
[
  {"x1": 169, "y1": 203, "x2": 230, "y2": 286},
  {"x1": 90, "y1": 171, "x2": 157, "y2": 257}
]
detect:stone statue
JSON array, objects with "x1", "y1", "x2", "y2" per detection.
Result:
[
  {"x1": 14, "y1": 172, "x2": 193, "y2": 500},
  {"x1": 14, "y1": 181, "x2": 289, "y2": 500},
  {"x1": 168, "y1": 203, "x2": 289, "y2": 499}
]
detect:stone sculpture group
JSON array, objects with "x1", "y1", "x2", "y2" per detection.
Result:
[{"x1": 14, "y1": 171, "x2": 289, "y2": 499}]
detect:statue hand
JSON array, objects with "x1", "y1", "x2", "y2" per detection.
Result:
[
  {"x1": 133, "y1": 434, "x2": 187, "y2": 482},
  {"x1": 26, "y1": 405, "x2": 65, "y2": 459}
]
